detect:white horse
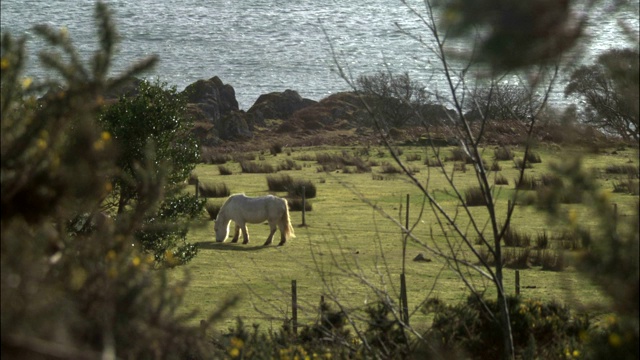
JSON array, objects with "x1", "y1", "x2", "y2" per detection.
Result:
[{"x1": 214, "y1": 193, "x2": 295, "y2": 246}]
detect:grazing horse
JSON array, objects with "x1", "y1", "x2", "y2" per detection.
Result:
[{"x1": 214, "y1": 194, "x2": 295, "y2": 246}]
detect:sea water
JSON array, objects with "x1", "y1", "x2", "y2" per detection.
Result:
[{"x1": 1, "y1": 0, "x2": 637, "y2": 110}]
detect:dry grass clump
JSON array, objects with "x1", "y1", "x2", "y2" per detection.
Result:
[
  {"x1": 198, "y1": 182, "x2": 230, "y2": 198},
  {"x1": 503, "y1": 248, "x2": 531, "y2": 269},
  {"x1": 201, "y1": 148, "x2": 230, "y2": 164},
  {"x1": 447, "y1": 148, "x2": 473, "y2": 163},
  {"x1": 287, "y1": 197, "x2": 313, "y2": 212},
  {"x1": 267, "y1": 174, "x2": 294, "y2": 192},
  {"x1": 494, "y1": 173, "x2": 509, "y2": 185},
  {"x1": 425, "y1": 157, "x2": 443, "y2": 167},
  {"x1": 464, "y1": 186, "x2": 487, "y2": 206},
  {"x1": 277, "y1": 159, "x2": 301, "y2": 171},
  {"x1": 405, "y1": 153, "x2": 421, "y2": 162},
  {"x1": 514, "y1": 158, "x2": 534, "y2": 169},
  {"x1": 270, "y1": 142, "x2": 283, "y2": 155},
  {"x1": 240, "y1": 161, "x2": 276, "y2": 174},
  {"x1": 218, "y1": 165, "x2": 233, "y2": 175},
  {"x1": 380, "y1": 162, "x2": 402, "y2": 174},
  {"x1": 205, "y1": 202, "x2": 222, "y2": 220},
  {"x1": 524, "y1": 151, "x2": 542, "y2": 163},
  {"x1": 604, "y1": 164, "x2": 638, "y2": 175},
  {"x1": 315, "y1": 151, "x2": 371, "y2": 173},
  {"x1": 515, "y1": 174, "x2": 538, "y2": 190},
  {"x1": 494, "y1": 146, "x2": 514, "y2": 161},
  {"x1": 502, "y1": 226, "x2": 532, "y2": 247}
]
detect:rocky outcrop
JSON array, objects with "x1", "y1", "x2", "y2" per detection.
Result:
[
  {"x1": 182, "y1": 76, "x2": 239, "y2": 124},
  {"x1": 247, "y1": 89, "x2": 316, "y2": 125}
]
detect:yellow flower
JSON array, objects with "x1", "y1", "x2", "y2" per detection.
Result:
[
  {"x1": 572, "y1": 350, "x2": 580, "y2": 358},
  {"x1": 228, "y1": 347, "x2": 240, "y2": 358},
  {"x1": 230, "y1": 337, "x2": 244, "y2": 349},
  {"x1": 101, "y1": 131, "x2": 111, "y2": 141},
  {"x1": 21, "y1": 77, "x2": 32, "y2": 89},
  {"x1": 609, "y1": 333, "x2": 622, "y2": 347},
  {"x1": 106, "y1": 250, "x2": 117, "y2": 261},
  {"x1": 93, "y1": 140, "x2": 105, "y2": 151},
  {"x1": 0, "y1": 57, "x2": 9, "y2": 70},
  {"x1": 132, "y1": 256, "x2": 141, "y2": 267},
  {"x1": 36, "y1": 138, "x2": 47, "y2": 150},
  {"x1": 568, "y1": 208, "x2": 578, "y2": 226}
]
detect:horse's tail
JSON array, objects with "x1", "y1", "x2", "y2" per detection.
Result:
[{"x1": 281, "y1": 199, "x2": 295, "y2": 240}]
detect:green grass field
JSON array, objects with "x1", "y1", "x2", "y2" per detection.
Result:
[{"x1": 173, "y1": 144, "x2": 638, "y2": 332}]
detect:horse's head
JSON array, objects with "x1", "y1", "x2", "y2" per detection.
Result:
[{"x1": 213, "y1": 216, "x2": 230, "y2": 242}]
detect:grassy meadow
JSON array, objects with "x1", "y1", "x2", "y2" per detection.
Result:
[{"x1": 173, "y1": 143, "x2": 639, "y2": 333}]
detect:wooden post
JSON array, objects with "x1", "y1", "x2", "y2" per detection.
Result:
[
  {"x1": 400, "y1": 273, "x2": 410, "y2": 325},
  {"x1": 515, "y1": 270, "x2": 520, "y2": 295},
  {"x1": 291, "y1": 280, "x2": 298, "y2": 335},
  {"x1": 301, "y1": 186, "x2": 306, "y2": 226},
  {"x1": 400, "y1": 194, "x2": 410, "y2": 325}
]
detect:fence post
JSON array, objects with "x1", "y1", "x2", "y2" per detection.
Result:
[
  {"x1": 515, "y1": 270, "x2": 520, "y2": 295},
  {"x1": 400, "y1": 274, "x2": 410, "y2": 326},
  {"x1": 399, "y1": 194, "x2": 410, "y2": 325},
  {"x1": 292, "y1": 280, "x2": 298, "y2": 335}
]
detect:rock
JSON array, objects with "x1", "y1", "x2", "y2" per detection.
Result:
[
  {"x1": 290, "y1": 92, "x2": 364, "y2": 129},
  {"x1": 248, "y1": 89, "x2": 316, "y2": 124},
  {"x1": 182, "y1": 76, "x2": 239, "y2": 123},
  {"x1": 218, "y1": 110, "x2": 253, "y2": 140},
  {"x1": 413, "y1": 253, "x2": 432, "y2": 262}
]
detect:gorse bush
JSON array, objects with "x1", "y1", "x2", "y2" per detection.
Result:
[
  {"x1": 1, "y1": 3, "x2": 232, "y2": 358},
  {"x1": 424, "y1": 295, "x2": 590, "y2": 359}
]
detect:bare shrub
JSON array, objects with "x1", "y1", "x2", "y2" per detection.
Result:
[{"x1": 198, "y1": 182, "x2": 230, "y2": 198}]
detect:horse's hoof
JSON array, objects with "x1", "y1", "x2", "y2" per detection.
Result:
[{"x1": 277, "y1": 242, "x2": 286, "y2": 246}]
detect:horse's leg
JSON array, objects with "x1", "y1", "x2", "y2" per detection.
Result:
[
  {"x1": 277, "y1": 221, "x2": 286, "y2": 246},
  {"x1": 263, "y1": 222, "x2": 276, "y2": 246},
  {"x1": 231, "y1": 224, "x2": 240, "y2": 243},
  {"x1": 240, "y1": 224, "x2": 250, "y2": 244}
]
